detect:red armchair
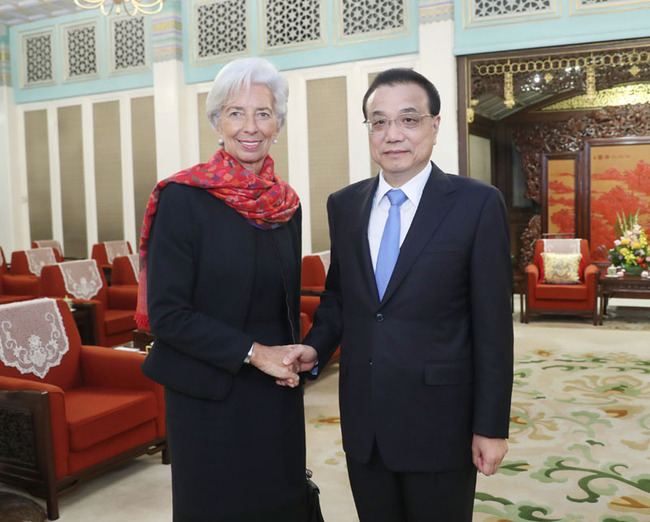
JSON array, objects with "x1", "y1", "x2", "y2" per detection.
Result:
[
  {"x1": 302, "y1": 253, "x2": 327, "y2": 291},
  {"x1": 0, "y1": 298, "x2": 167, "y2": 520},
  {"x1": 40, "y1": 260, "x2": 138, "y2": 347},
  {"x1": 111, "y1": 254, "x2": 139, "y2": 287},
  {"x1": 2, "y1": 247, "x2": 57, "y2": 297},
  {"x1": 31, "y1": 240, "x2": 64, "y2": 261},
  {"x1": 91, "y1": 241, "x2": 133, "y2": 285},
  {"x1": 0, "y1": 247, "x2": 35, "y2": 303},
  {"x1": 523, "y1": 239, "x2": 599, "y2": 324},
  {"x1": 300, "y1": 254, "x2": 327, "y2": 339}
]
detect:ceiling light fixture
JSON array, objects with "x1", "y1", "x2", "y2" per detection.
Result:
[{"x1": 74, "y1": 0, "x2": 164, "y2": 16}]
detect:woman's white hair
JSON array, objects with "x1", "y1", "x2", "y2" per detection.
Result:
[{"x1": 205, "y1": 57, "x2": 289, "y2": 131}]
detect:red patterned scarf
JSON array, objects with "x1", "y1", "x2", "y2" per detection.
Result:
[{"x1": 135, "y1": 149, "x2": 299, "y2": 329}]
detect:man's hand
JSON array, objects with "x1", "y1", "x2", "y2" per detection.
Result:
[
  {"x1": 249, "y1": 342, "x2": 301, "y2": 387},
  {"x1": 471, "y1": 434, "x2": 508, "y2": 476},
  {"x1": 275, "y1": 344, "x2": 318, "y2": 387}
]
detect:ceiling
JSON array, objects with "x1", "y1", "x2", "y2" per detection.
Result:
[{"x1": 0, "y1": 1, "x2": 81, "y2": 27}]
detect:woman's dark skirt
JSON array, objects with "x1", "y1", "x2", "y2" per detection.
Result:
[{"x1": 165, "y1": 364, "x2": 308, "y2": 522}]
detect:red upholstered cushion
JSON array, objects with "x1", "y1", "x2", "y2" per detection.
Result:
[
  {"x1": 65, "y1": 387, "x2": 157, "y2": 451},
  {"x1": 536, "y1": 284, "x2": 588, "y2": 301},
  {"x1": 104, "y1": 309, "x2": 137, "y2": 335},
  {"x1": 68, "y1": 420, "x2": 157, "y2": 475}
]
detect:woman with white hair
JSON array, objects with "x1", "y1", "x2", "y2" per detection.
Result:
[{"x1": 137, "y1": 57, "x2": 309, "y2": 521}]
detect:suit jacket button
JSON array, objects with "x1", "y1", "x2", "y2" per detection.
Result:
[{"x1": 376, "y1": 313, "x2": 384, "y2": 322}]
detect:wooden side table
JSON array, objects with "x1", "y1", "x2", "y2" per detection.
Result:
[
  {"x1": 597, "y1": 274, "x2": 650, "y2": 325},
  {"x1": 132, "y1": 329, "x2": 155, "y2": 352},
  {"x1": 71, "y1": 301, "x2": 98, "y2": 345}
]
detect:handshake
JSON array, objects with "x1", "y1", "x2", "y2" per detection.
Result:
[{"x1": 249, "y1": 342, "x2": 318, "y2": 387}]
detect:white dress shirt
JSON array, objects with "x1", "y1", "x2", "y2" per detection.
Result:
[{"x1": 367, "y1": 163, "x2": 432, "y2": 271}]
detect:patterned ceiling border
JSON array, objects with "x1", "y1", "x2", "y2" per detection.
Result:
[
  {"x1": 464, "y1": 0, "x2": 559, "y2": 28},
  {"x1": 0, "y1": 27, "x2": 9, "y2": 86},
  {"x1": 468, "y1": 43, "x2": 650, "y2": 119},
  {"x1": 0, "y1": 43, "x2": 9, "y2": 86},
  {"x1": 571, "y1": 0, "x2": 650, "y2": 15},
  {"x1": 541, "y1": 83, "x2": 650, "y2": 111},
  {"x1": 419, "y1": 1, "x2": 453, "y2": 23},
  {"x1": 152, "y1": 0, "x2": 182, "y2": 62}
]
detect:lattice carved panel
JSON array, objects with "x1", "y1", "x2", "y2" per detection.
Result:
[
  {"x1": 111, "y1": 16, "x2": 147, "y2": 73},
  {"x1": 340, "y1": 0, "x2": 407, "y2": 38},
  {"x1": 64, "y1": 23, "x2": 97, "y2": 80},
  {"x1": 264, "y1": 0, "x2": 322, "y2": 48},
  {"x1": 0, "y1": 409, "x2": 37, "y2": 467},
  {"x1": 513, "y1": 104, "x2": 650, "y2": 205},
  {"x1": 195, "y1": 0, "x2": 247, "y2": 60},
  {"x1": 22, "y1": 31, "x2": 53, "y2": 86},
  {"x1": 471, "y1": 0, "x2": 554, "y2": 20}
]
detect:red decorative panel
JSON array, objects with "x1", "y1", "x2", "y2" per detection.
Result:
[
  {"x1": 589, "y1": 142, "x2": 650, "y2": 263},
  {"x1": 546, "y1": 158, "x2": 576, "y2": 237}
]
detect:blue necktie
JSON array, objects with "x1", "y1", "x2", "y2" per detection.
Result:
[{"x1": 375, "y1": 189, "x2": 407, "y2": 300}]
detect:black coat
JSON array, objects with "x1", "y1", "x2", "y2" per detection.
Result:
[{"x1": 141, "y1": 183, "x2": 302, "y2": 400}]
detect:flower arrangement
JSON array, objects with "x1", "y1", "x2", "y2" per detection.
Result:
[{"x1": 606, "y1": 210, "x2": 649, "y2": 273}]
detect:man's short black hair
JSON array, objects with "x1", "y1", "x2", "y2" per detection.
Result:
[{"x1": 362, "y1": 68, "x2": 441, "y2": 119}]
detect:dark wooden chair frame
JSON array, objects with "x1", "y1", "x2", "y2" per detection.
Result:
[{"x1": 0, "y1": 389, "x2": 168, "y2": 520}]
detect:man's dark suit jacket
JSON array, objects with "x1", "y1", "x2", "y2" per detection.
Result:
[{"x1": 303, "y1": 161, "x2": 514, "y2": 473}]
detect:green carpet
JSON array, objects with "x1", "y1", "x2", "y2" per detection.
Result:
[
  {"x1": 305, "y1": 319, "x2": 650, "y2": 522},
  {"x1": 475, "y1": 349, "x2": 650, "y2": 521}
]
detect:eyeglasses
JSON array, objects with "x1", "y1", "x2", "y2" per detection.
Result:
[{"x1": 364, "y1": 113, "x2": 435, "y2": 134}]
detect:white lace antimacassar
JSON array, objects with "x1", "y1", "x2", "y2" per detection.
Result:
[
  {"x1": 0, "y1": 298, "x2": 70, "y2": 379},
  {"x1": 59, "y1": 259, "x2": 102, "y2": 300},
  {"x1": 25, "y1": 247, "x2": 57, "y2": 276},
  {"x1": 34, "y1": 240, "x2": 63, "y2": 258},
  {"x1": 127, "y1": 253, "x2": 139, "y2": 283},
  {"x1": 104, "y1": 240, "x2": 129, "y2": 265}
]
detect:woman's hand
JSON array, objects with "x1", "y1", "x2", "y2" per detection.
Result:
[
  {"x1": 249, "y1": 342, "x2": 301, "y2": 387},
  {"x1": 275, "y1": 344, "x2": 318, "y2": 387}
]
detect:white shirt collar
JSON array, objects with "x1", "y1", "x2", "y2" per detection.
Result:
[{"x1": 374, "y1": 162, "x2": 432, "y2": 209}]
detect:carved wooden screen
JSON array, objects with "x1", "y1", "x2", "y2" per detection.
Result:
[
  {"x1": 585, "y1": 138, "x2": 650, "y2": 263},
  {"x1": 542, "y1": 153, "x2": 578, "y2": 238}
]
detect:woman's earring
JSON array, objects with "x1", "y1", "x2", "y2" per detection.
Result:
[
  {"x1": 218, "y1": 138, "x2": 224, "y2": 145},
  {"x1": 273, "y1": 139, "x2": 278, "y2": 144}
]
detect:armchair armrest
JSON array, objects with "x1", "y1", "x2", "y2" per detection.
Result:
[
  {"x1": 79, "y1": 346, "x2": 166, "y2": 436},
  {"x1": 524, "y1": 264, "x2": 539, "y2": 293},
  {"x1": 80, "y1": 345, "x2": 155, "y2": 391},
  {"x1": 583, "y1": 264, "x2": 599, "y2": 299},
  {"x1": 0, "y1": 376, "x2": 70, "y2": 478},
  {"x1": 584, "y1": 263, "x2": 599, "y2": 283},
  {"x1": 107, "y1": 285, "x2": 138, "y2": 310},
  {"x1": 2, "y1": 274, "x2": 40, "y2": 296}
]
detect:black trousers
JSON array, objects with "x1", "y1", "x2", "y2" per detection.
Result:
[{"x1": 346, "y1": 442, "x2": 477, "y2": 522}]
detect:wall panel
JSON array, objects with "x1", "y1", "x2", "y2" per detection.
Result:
[
  {"x1": 131, "y1": 95, "x2": 157, "y2": 246},
  {"x1": 93, "y1": 101, "x2": 123, "y2": 242},
  {"x1": 307, "y1": 77, "x2": 349, "y2": 252},
  {"x1": 24, "y1": 109, "x2": 53, "y2": 243},
  {"x1": 58, "y1": 105, "x2": 87, "y2": 258}
]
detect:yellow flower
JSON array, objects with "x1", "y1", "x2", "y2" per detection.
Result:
[
  {"x1": 620, "y1": 238, "x2": 630, "y2": 245},
  {"x1": 632, "y1": 242, "x2": 642, "y2": 250},
  {"x1": 620, "y1": 247, "x2": 629, "y2": 255}
]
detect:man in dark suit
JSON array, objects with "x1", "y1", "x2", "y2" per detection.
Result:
[{"x1": 284, "y1": 68, "x2": 513, "y2": 521}]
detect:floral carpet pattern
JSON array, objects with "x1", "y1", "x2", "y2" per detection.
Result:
[
  {"x1": 304, "y1": 317, "x2": 650, "y2": 522},
  {"x1": 474, "y1": 350, "x2": 650, "y2": 522}
]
